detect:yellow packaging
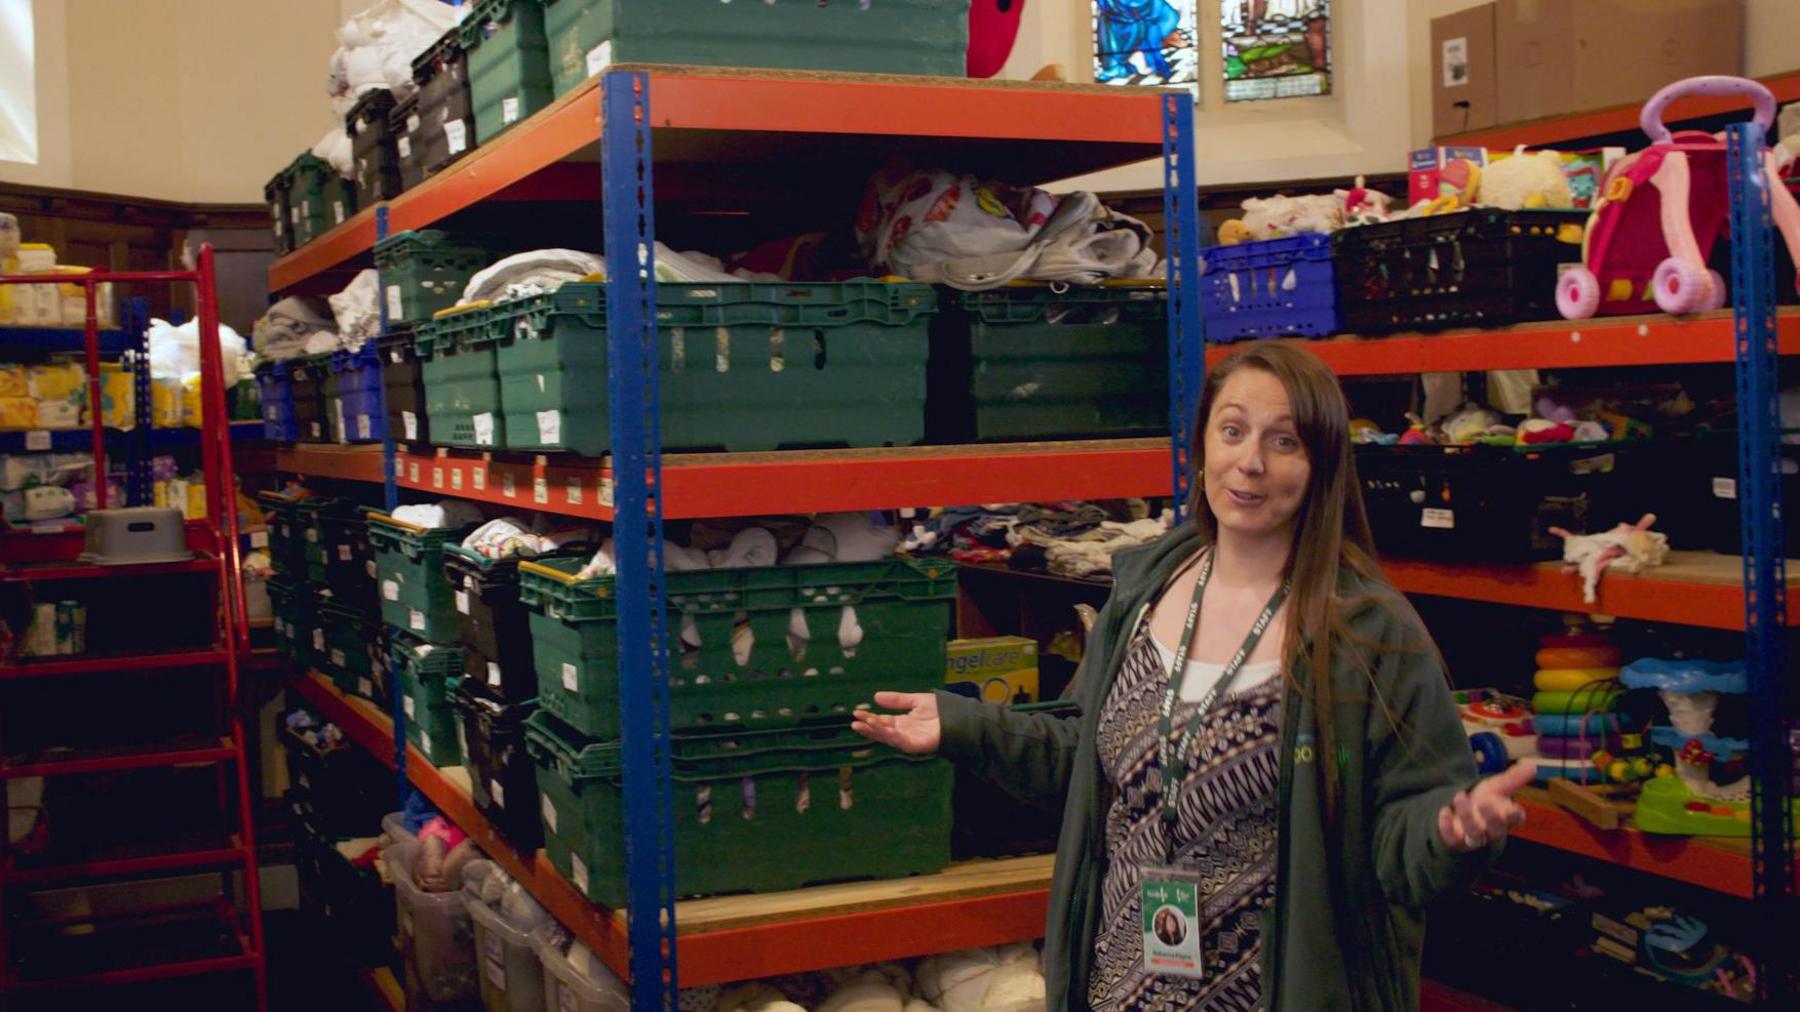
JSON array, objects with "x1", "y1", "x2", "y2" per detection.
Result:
[
  {"x1": 946, "y1": 635, "x2": 1040, "y2": 704},
  {"x1": 52, "y1": 267, "x2": 113, "y2": 329},
  {"x1": 181, "y1": 374, "x2": 203, "y2": 428},
  {"x1": 29, "y1": 362, "x2": 85, "y2": 402},
  {"x1": 150, "y1": 377, "x2": 184, "y2": 428},
  {"x1": 99, "y1": 364, "x2": 134, "y2": 429},
  {"x1": 186, "y1": 480, "x2": 207, "y2": 521},
  {"x1": 0, "y1": 364, "x2": 28, "y2": 398},
  {"x1": 0, "y1": 397, "x2": 37, "y2": 429}
]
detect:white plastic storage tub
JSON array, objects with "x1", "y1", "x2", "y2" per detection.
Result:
[
  {"x1": 387, "y1": 840, "x2": 478, "y2": 1005},
  {"x1": 382, "y1": 811, "x2": 419, "y2": 847},
  {"x1": 461, "y1": 859, "x2": 549, "y2": 1012},
  {"x1": 531, "y1": 924, "x2": 628, "y2": 1011}
]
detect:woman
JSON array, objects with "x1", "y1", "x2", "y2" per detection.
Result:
[{"x1": 853, "y1": 344, "x2": 1533, "y2": 1011}]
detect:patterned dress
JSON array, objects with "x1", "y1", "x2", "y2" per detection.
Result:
[{"x1": 1087, "y1": 607, "x2": 1282, "y2": 1011}]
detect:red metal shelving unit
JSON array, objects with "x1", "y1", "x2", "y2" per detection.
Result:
[{"x1": 0, "y1": 253, "x2": 265, "y2": 1006}]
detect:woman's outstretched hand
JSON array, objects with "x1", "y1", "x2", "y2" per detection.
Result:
[
  {"x1": 850, "y1": 691, "x2": 942, "y2": 754},
  {"x1": 1439, "y1": 761, "x2": 1535, "y2": 852}
]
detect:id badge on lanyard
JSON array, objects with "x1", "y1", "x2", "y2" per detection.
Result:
[{"x1": 1141, "y1": 549, "x2": 1288, "y2": 980}]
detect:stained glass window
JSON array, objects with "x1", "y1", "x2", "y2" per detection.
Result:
[
  {"x1": 1092, "y1": 1, "x2": 1198, "y2": 88},
  {"x1": 1222, "y1": 0, "x2": 1330, "y2": 103}
]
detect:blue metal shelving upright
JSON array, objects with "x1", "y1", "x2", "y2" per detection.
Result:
[
  {"x1": 1726, "y1": 121, "x2": 1795, "y2": 1003},
  {"x1": 1162, "y1": 94, "x2": 1204, "y2": 522}
]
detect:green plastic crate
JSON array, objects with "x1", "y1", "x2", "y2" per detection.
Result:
[
  {"x1": 931, "y1": 286, "x2": 1171, "y2": 442},
  {"x1": 367, "y1": 512, "x2": 480, "y2": 642},
  {"x1": 526, "y1": 712, "x2": 952, "y2": 907},
  {"x1": 460, "y1": 0, "x2": 554, "y2": 143},
  {"x1": 492, "y1": 281, "x2": 935, "y2": 455},
  {"x1": 277, "y1": 153, "x2": 353, "y2": 249},
  {"x1": 315, "y1": 598, "x2": 384, "y2": 700},
  {"x1": 266, "y1": 573, "x2": 315, "y2": 665},
  {"x1": 373, "y1": 230, "x2": 489, "y2": 325},
  {"x1": 300, "y1": 170, "x2": 356, "y2": 247},
  {"x1": 259, "y1": 491, "x2": 307, "y2": 578},
  {"x1": 518, "y1": 554, "x2": 955, "y2": 739},
  {"x1": 295, "y1": 496, "x2": 359, "y2": 585},
  {"x1": 418, "y1": 305, "x2": 507, "y2": 448},
  {"x1": 541, "y1": 0, "x2": 968, "y2": 83},
  {"x1": 392, "y1": 631, "x2": 465, "y2": 766}
]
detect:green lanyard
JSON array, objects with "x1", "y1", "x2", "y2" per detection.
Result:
[{"x1": 1155, "y1": 550, "x2": 1290, "y2": 861}]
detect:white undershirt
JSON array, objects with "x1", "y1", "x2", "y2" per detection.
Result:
[{"x1": 1148, "y1": 638, "x2": 1282, "y2": 703}]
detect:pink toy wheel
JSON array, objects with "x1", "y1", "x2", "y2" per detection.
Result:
[
  {"x1": 1701, "y1": 270, "x2": 1728, "y2": 312},
  {"x1": 1557, "y1": 266, "x2": 1601, "y2": 320},
  {"x1": 1652, "y1": 258, "x2": 1711, "y2": 315}
]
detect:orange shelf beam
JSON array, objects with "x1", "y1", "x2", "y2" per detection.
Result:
[
  {"x1": 1210, "y1": 310, "x2": 1800, "y2": 376},
  {"x1": 1382, "y1": 551, "x2": 1797, "y2": 630},
  {"x1": 277, "y1": 439, "x2": 1174, "y2": 520},
  {"x1": 286, "y1": 671, "x2": 1052, "y2": 987},
  {"x1": 271, "y1": 68, "x2": 1164, "y2": 293},
  {"x1": 1511, "y1": 793, "x2": 1780, "y2": 899},
  {"x1": 1436, "y1": 70, "x2": 1800, "y2": 148}
]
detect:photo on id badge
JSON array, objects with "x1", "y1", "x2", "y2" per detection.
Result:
[{"x1": 1141, "y1": 877, "x2": 1203, "y2": 977}]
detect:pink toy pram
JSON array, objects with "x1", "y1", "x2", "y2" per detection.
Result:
[{"x1": 1556, "y1": 76, "x2": 1800, "y2": 319}]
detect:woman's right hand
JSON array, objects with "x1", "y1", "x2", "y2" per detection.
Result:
[{"x1": 850, "y1": 691, "x2": 942, "y2": 754}]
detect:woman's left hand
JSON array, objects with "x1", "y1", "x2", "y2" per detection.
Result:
[{"x1": 1438, "y1": 761, "x2": 1535, "y2": 853}]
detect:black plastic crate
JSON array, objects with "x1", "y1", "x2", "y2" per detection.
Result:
[
  {"x1": 281, "y1": 719, "x2": 393, "y2": 840},
  {"x1": 1682, "y1": 432, "x2": 1800, "y2": 558},
  {"x1": 951, "y1": 700, "x2": 1075, "y2": 860},
  {"x1": 320, "y1": 510, "x2": 377, "y2": 607},
  {"x1": 378, "y1": 326, "x2": 430, "y2": 444},
  {"x1": 444, "y1": 546, "x2": 578, "y2": 704},
  {"x1": 453, "y1": 679, "x2": 541, "y2": 852},
  {"x1": 408, "y1": 27, "x2": 477, "y2": 182},
  {"x1": 347, "y1": 88, "x2": 403, "y2": 206},
  {"x1": 287, "y1": 355, "x2": 332, "y2": 444},
  {"x1": 1332, "y1": 208, "x2": 1588, "y2": 333},
  {"x1": 1357, "y1": 441, "x2": 1644, "y2": 562},
  {"x1": 289, "y1": 793, "x2": 395, "y2": 966}
]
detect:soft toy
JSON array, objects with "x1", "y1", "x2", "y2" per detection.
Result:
[
  {"x1": 1336, "y1": 175, "x2": 1395, "y2": 225},
  {"x1": 1220, "y1": 194, "x2": 1345, "y2": 244},
  {"x1": 1518, "y1": 418, "x2": 1577, "y2": 444},
  {"x1": 1550, "y1": 513, "x2": 1670, "y2": 603},
  {"x1": 1422, "y1": 158, "x2": 1482, "y2": 215},
  {"x1": 1481, "y1": 147, "x2": 1575, "y2": 210}
]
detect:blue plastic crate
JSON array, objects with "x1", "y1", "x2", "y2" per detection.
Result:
[
  {"x1": 256, "y1": 362, "x2": 297, "y2": 442},
  {"x1": 1200, "y1": 233, "x2": 1338, "y2": 342},
  {"x1": 328, "y1": 344, "x2": 387, "y2": 444}
]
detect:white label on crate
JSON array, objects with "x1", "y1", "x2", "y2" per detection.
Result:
[
  {"x1": 311, "y1": 420, "x2": 323, "y2": 438},
  {"x1": 333, "y1": 201, "x2": 345, "y2": 225},
  {"x1": 586, "y1": 42, "x2": 612, "y2": 77},
  {"x1": 561, "y1": 661, "x2": 579, "y2": 692},
  {"x1": 502, "y1": 96, "x2": 520, "y2": 124},
  {"x1": 542, "y1": 794, "x2": 558, "y2": 833},
  {"x1": 501, "y1": 471, "x2": 517, "y2": 498},
  {"x1": 599, "y1": 476, "x2": 614, "y2": 508},
  {"x1": 451, "y1": 468, "x2": 463, "y2": 491},
  {"x1": 366, "y1": 560, "x2": 379, "y2": 579},
  {"x1": 334, "y1": 400, "x2": 347, "y2": 443},
  {"x1": 24, "y1": 431, "x2": 49, "y2": 451},
  {"x1": 404, "y1": 695, "x2": 416, "y2": 718},
  {"x1": 488, "y1": 660, "x2": 501, "y2": 687},
  {"x1": 432, "y1": 466, "x2": 445, "y2": 489},
  {"x1": 473, "y1": 412, "x2": 495, "y2": 446},
  {"x1": 298, "y1": 772, "x2": 310, "y2": 790},
  {"x1": 421, "y1": 729, "x2": 433, "y2": 754},
  {"x1": 409, "y1": 608, "x2": 426, "y2": 631},
  {"x1": 386, "y1": 285, "x2": 404, "y2": 320},
  {"x1": 485, "y1": 933, "x2": 507, "y2": 989},
  {"x1": 383, "y1": 579, "x2": 400, "y2": 602},
  {"x1": 306, "y1": 527, "x2": 319, "y2": 543},
  {"x1": 313, "y1": 629, "x2": 326, "y2": 651},
  {"x1": 358, "y1": 677, "x2": 373, "y2": 698},
  {"x1": 407, "y1": 113, "x2": 421, "y2": 133},
  {"x1": 565, "y1": 478, "x2": 582, "y2": 506},
  {"x1": 1421, "y1": 508, "x2": 1456, "y2": 530},
  {"x1": 251, "y1": 531, "x2": 269, "y2": 549},
  {"x1": 397, "y1": 135, "x2": 412, "y2": 160},
  {"x1": 444, "y1": 119, "x2": 468, "y2": 154},
  {"x1": 402, "y1": 411, "x2": 418, "y2": 441},
  {"x1": 533, "y1": 477, "x2": 549, "y2": 505},
  {"x1": 536, "y1": 409, "x2": 561, "y2": 446},
  {"x1": 289, "y1": 205, "x2": 300, "y2": 224},
  {"x1": 471, "y1": 467, "x2": 487, "y2": 491},
  {"x1": 331, "y1": 648, "x2": 347, "y2": 667},
  {"x1": 338, "y1": 544, "x2": 353, "y2": 562},
  {"x1": 408, "y1": 460, "x2": 421, "y2": 483},
  {"x1": 390, "y1": 346, "x2": 405, "y2": 366},
  {"x1": 1713, "y1": 477, "x2": 1738, "y2": 500},
  {"x1": 491, "y1": 778, "x2": 506, "y2": 810},
  {"x1": 571, "y1": 854, "x2": 589, "y2": 894},
  {"x1": 456, "y1": 590, "x2": 471, "y2": 615},
  {"x1": 358, "y1": 414, "x2": 372, "y2": 440},
  {"x1": 1442, "y1": 37, "x2": 1469, "y2": 88}
]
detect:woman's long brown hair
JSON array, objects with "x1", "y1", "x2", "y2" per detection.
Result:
[{"x1": 1186, "y1": 343, "x2": 1383, "y2": 825}]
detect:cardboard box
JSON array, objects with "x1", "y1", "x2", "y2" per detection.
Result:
[
  {"x1": 945, "y1": 635, "x2": 1039, "y2": 704},
  {"x1": 1408, "y1": 146, "x2": 1490, "y2": 206},
  {"x1": 1495, "y1": 0, "x2": 1744, "y2": 126},
  {"x1": 1432, "y1": 3, "x2": 1499, "y2": 138}
]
